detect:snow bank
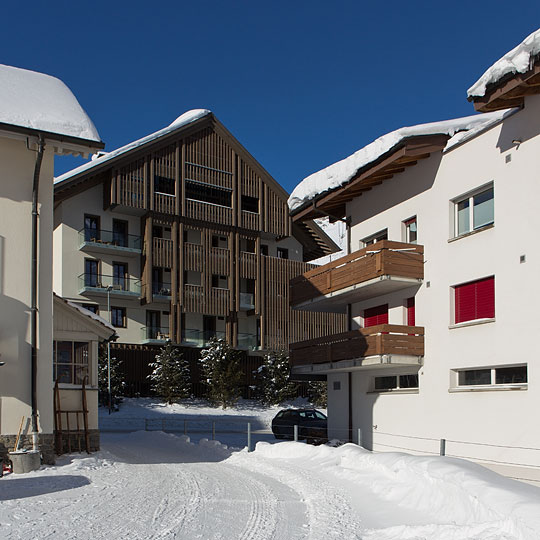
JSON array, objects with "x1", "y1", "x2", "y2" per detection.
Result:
[
  {"x1": 55, "y1": 109, "x2": 211, "y2": 184},
  {"x1": 468, "y1": 28, "x2": 540, "y2": 98},
  {"x1": 288, "y1": 110, "x2": 513, "y2": 212},
  {"x1": 0, "y1": 64, "x2": 101, "y2": 142},
  {"x1": 252, "y1": 442, "x2": 540, "y2": 540}
]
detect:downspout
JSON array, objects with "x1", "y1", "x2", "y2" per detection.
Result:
[{"x1": 31, "y1": 134, "x2": 45, "y2": 451}]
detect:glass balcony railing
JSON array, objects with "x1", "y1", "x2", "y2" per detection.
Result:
[
  {"x1": 181, "y1": 329, "x2": 226, "y2": 348},
  {"x1": 141, "y1": 326, "x2": 171, "y2": 342},
  {"x1": 78, "y1": 228, "x2": 142, "y2": 251},
  {"x1": 152, "y1": 282, "x2": 172, "y2": 297},
  {"x1": 237, "y1": 333, "x2": 259, "y2": 351},
  {"x1": 78, "y1": 273, "x2": 141, "y2": 296},
  {"x1": 239, "y1": 292, "x2": 255, "y2": 310}
]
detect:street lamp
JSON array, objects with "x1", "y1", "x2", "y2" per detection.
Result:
[{"x1": 106, "y1": 284, "x2": 113, "y2": 414}]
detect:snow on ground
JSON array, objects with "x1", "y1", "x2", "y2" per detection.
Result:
[
  {"x1": 2, "y1": 430, "x2": 540, "y2": 540},
  {"x1": 287, "y1": 110, "x2": 514, "y2": 213},
  {"x1": 0, "y1": 64, "x2": 101, "y2": 142},
  {"x1": 468, "y1": 28, "x2": 540, "y2": 98}
]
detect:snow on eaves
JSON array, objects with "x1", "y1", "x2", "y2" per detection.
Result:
[
  {"x1": 288, "y1": 110, "x2": 514, "y2": 212},
  {"x1": 468, "y1": 28, "x2": 540, "y2": 98},
  {"x1": 65, "y1": 299, "x2": 116, "y2": 334},
  {"x1": 0, "y1": 64, "x2": 101, "y2": 143},
  {"x1": 55, "y1": 109, "x2": 211, "y2": 185}
]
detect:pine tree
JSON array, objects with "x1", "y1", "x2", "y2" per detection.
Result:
[
  {"x1": 98, "y1": 345, "x2": 126, "y2": 408},
  {"x1": 148, "y1": 340, "x2": 191, "y2": 404},
  {"x1": 307, "y1": 380, "x2": 328, "y2": 408},
  {"x1": 254, "y1": 350, "x2": 298, "y2": 405},
  {"x1": 199, "y1": 338, "x2": 244, "y2": 408}
]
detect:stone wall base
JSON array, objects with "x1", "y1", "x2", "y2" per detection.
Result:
[
  {"x1": 0, "y1": 430, "x2": 100, "y2": 467},
  {"x1": 0, "y1": 433, "x2": 56, "y2": 465}
]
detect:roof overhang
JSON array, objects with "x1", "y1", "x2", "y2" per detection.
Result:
[
  {"x1": 292, "y1": 220, "x2": 341, "y2": 262},
  {"x1": 468, "y1": 57, "x2": 540, "y2": 112},
  {"x1": 291, "y1": 133, "x2": 449, "y2": 223},
  {"x1": 0, "y1": 121, "x2": 104, "y2": 157}
]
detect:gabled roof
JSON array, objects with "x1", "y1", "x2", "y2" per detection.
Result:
[
  {"x1": 289, "y1": 110, "x2": 513, "y2": 222},
  {"x1": 468, "y1": 28, "x2": 540, "y2": 112},
  {"x1": 53, "y1": 293, "x2": 117, "y2": 340},
  {"x1": 0, "y1": 64, "x2": 103, "y2": 151}
]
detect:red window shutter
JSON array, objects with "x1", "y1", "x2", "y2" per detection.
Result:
[
  {"x1": 455, "y1": 277, "x2": 494, "y2": 323},
  {"x1": 364, "y1": 304, "x2": 388, "y2": 327},
  {"x1": 406, "y1": 297, "x2": 415, "y2": 326}
]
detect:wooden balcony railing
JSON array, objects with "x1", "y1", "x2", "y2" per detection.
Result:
[
  {"x1": 153, "y1": 238, "x2": 173, "y2": 268},
  {"x1": 290, "y1": 240, "x2": 424, "y2": 308},
  {"x1": 185, "y1": 199, "x2": 233, "y2": 225},
  {"x1": 209, "y1": 247, "x2": 230, "y2": 275},
  {"x1": 239, "y1": 251, "x2": 257, "y2": 279},
  {"x1": 184, "y1": 242, "x2": 203, "y2": 271},
  {"x1": 241, "y1": 210, "x2": 260, "y2": 230},
  {"x1": 154, "y1": 192, "x2": 176, "y2": 214},
  {"x1": 183, "y1": 284, "x2": 230, "y2": 315},
  {"x1": 290, "y1": 324, "x2": 424, "y2": 368}
]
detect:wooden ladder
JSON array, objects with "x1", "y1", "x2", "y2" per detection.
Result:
[{"x1": 53, "y1": 380, "x2": 90, "y2": 455}]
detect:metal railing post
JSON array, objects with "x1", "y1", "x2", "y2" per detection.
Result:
[
  {"x1": 294, "y1": 424, "x2": 298, "y2": 442},
  {"x1": 357, "y1": 427, "x2": 362, "y2": 448},
  {"x1": 440, "y1": 438, "x2": 446, "y2": 456},
  {"x1": 247, "y1": 422, "x2": 252, "y2": 452}
]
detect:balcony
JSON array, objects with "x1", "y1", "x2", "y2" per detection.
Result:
[
  {"x1": 239, "y1": 292, "x2": 255, "y2": 311},
  {"x1": 153, "y1": 238, "x2": 173, "y2": 268},
  {"x1": 290, "y1": 240, "x2": 423, "y2": 313},
  {"x1": 141, "y1": 326, "x2": 171, "y2": 344},
  {"x1": 290, "y1": 324, "x2": 424, "y2": 375},
  {"x1": 78, "y1": 274, "x2": 141, "y2": 297},
  {"x1": 152, "y1": 282, "x2": 172, "y2": 300},
  {"x1": 237, "y1": 333, "x2": 259, "y2": 351},
  {"x1": 181, "y1": 329, "x2": 226, "y2": 348},
  {"x1": 79, "y1": 228, "x2": 142, "y2": 257}
]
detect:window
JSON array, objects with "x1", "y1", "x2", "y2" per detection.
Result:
[
  {"x1": 454, "y1": 185, "x2": 494, "y2": 237},
  {"x1": 362, "y1": 229, "x2": 388, "y2": 247},
  {"x1": 154, "y1": 175, "x2": 175, "y2": 195},
  {"x1": 112, "y1": 220, "x2": 128, "y2": 247},
  {"x1": 277, "y1": 247, "x2": 289, "y2": 259},
  {"x1": 146, "y1": 310, "x2": 160, "y2": 339},
  {"x1": 113, "y1": 262, "x2": 128, "y2": 291},
  {"x1": 212, "y1": 275, "x2": 227, "y2": 289},
  {"x1": 260, "y1": 244, "x2": 269, "y2": 256},
  {"x1": 185, "y1": 179, "x2": 232, "y2": 207},
  {"x1": 456, "y1": 365, "x2": 527, "y2": 387},
  {"x1": 406, "y1": 298, "x2": 415, "y2": 326},
  {"x1": 84, "y1": 259, "x2": 99, "y2": 287},
  {"x1": 241, "y1": 195, "x2": 259, "y2": 213},
  {"x1": 211, "y1": 235, "x2": 227, "y2": 248},
  {"x1": 111, "y1": 307, "x2": 126, "y2": 328},
  {"x1": 84, "y1": 215, "x2": 100, "y2": 242},
  {"x1": 364, "y1": 304, "x2": 388, "y2": 327},
  {"x1": 454, "y1": 276, "x2": 494, "y2": 324},
  {"x1": 404, "y1": 217, "x2": 417, "y2": 244},
  {"x1": 374, "y1": 373, "x2": 418, "y2": 391},
  {"x1": 54, "y1": 341, "x2": 89, "y2": 385},
  {"x1": 82, "y1": 303, "x2": 99, "y2": 315},
  {"x1": 153, "y1": 226, "x2": 163, "y2": 239},
  {"x1": 240, "y1": 238, "x2": 256, "y2": 253}
]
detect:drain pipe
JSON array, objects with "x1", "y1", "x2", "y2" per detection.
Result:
[{"x1": 30, "y1": 134, "x2": 45, "y2": 451}]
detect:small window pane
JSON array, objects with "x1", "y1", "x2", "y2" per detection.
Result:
[
  {"x1": 374, "y1": 376, "x2": 397, "y2": 390},
  {"x1": 399, "y1": 374, "x2": 419, "y2": 388},
  {"x1": 496, "y1": 366, "x2": 527, "y2": 384},
  {"x1": 458, "y1": 369, "x2": 491, "y2": 386},
  {"x1": 457, "y1": 199, "x2": 470, "y2": 235},
  {"x1": 473, "y1": 188, "x2": 494, "y2": 230}
]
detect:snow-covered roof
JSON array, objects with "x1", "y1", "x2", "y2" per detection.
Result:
[
  {"x1": 54, "y1": 293, "x2": 116, "y2": 336},
  {"x1": 55, "y1": 109, "x2": 211, "y2": 185},
  {"x1": 288, "y1": 110, "x2": 514, "y2": 212},
  {"x1": 468, "y1": 28, "x2": 540, "y2": 98},
  {"x1": 0, "y1": 64, "x2": 101, "y2": 143}
]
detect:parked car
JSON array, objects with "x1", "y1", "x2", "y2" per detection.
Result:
[{"x1": 271, "y1": 408, "x2": 327, "y2": 443}]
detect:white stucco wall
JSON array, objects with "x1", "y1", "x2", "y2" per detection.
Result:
[
  {"x1": 0, "y1": 136, "x2": 54, "y2": 435},
  {"x1": 326, "y1": 95, "x2": 540, "y2": 475}
]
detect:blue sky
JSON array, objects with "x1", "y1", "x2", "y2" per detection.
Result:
[{"x1": 3, "y1": 2, "x2": 540, "y2": 194}]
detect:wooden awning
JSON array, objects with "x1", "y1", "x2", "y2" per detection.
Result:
[
  {"x1": 469, "y1": 58, "x2": 540, "y2": 113},
  {"x1": 291, "y1": 134, "x2": 449, "y2": 223}
]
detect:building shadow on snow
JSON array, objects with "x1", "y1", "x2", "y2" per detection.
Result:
[{"x1": 0, "y1": 475, "x2": 91, "y2": 501}]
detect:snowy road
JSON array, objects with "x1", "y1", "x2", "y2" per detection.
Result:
[{"x1": 1, "y1": 431, "x2": 540, "y2": 540}]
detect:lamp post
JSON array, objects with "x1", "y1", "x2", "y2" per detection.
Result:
[{"x1": 106, "y1": 284, "x2": 113, "y2": 414}]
